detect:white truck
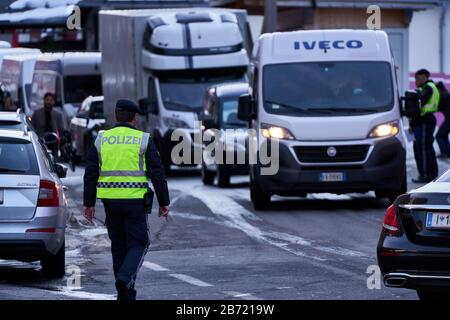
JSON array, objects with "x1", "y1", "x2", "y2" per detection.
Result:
[
  {"x1": 99, "y1": 8, "x2": 250, "y2": 171},
  {"x1": 29, "y1": 52, "x2": 102, "y2": 121},
  {"x1": 238, "y1": 30, "x2": 407, "y2": 210},
  {"x1": 0, "y1": 52, "x2": 41, "y2": 115}
]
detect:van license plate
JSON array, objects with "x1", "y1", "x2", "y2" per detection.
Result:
[
  {"x1": 426, "y1": 213, "x2": 450, "y2": 229},
  {"x1": 319, "y1": 172, "x2": 345, "y2": 182}
]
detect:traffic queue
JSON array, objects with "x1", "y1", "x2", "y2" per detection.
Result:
[{"x1": 0, "y1": 6, "x2": 450, "y2": 300}]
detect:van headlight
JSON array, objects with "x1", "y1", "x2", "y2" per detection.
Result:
[
  {"x1": 261, "y1": 123, "x2": 295, "y2": 140},
  {"x1": 368, "y1": 121, "x2": 399, "y2": 138},
  {"x1": 163, "y1": 117, "x2": 191, "y2": 129}
]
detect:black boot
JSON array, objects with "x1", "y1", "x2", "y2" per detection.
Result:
[{"x1": 115, "y1": 280, "x2": 131, "y2": 301}]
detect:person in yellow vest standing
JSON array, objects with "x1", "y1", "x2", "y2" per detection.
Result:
[
  {"x1": 83, "y1": 99, "x2": 170, "y2": 300},
  {"x1": 410, "y1": 69, "x2": 440, "y2": 183}
]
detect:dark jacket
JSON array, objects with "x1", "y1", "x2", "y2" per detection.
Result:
[
  {"x1": 438, "y1": 88, "x2": 450, "y2": 121},
  {"x1": 31, "y1": 107, "x2": 67, "y2": 137},
  {"x1": 83, "y1": 122, "x2": 170, "y2": 207}
]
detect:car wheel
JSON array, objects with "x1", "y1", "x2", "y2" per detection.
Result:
[
  {"x1": 217, "y1": 165, "x2": 230, "y2": 188},
  {"x1": 416, "y1": 288, "x2": 450, "y2": 300},
  {"x1": 250, "y1": 177, "x2": 271, "y2": 210},
  {"x1": 201, "y1": 163, "x2": 215, "y2": 185},
  {"x1": 41, "y1": 241, "x2": 65, "y2": 279}
]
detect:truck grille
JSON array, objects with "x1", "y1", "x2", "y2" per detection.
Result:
[{"x1": 293, "y1": 145, "x2": 370, "y2": 163}]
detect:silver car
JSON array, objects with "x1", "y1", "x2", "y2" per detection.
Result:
[{"x1": 0, "y1": 127, "x2": 68, "y2": 278}]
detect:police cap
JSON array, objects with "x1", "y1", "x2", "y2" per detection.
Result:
[{"x1": 116, "y1": 99, "x2": 142, "y2": 114}]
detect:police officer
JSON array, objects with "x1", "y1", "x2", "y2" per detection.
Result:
[
  {"x1": 83, "y1": 99, "x2": 170, "y2": 300},
  {"x1": 410, "y1": 69, "x2": 440, "y2": 183}
]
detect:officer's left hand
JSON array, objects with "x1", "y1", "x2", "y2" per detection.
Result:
[{"x1": 84, "y1": 206, "x2": 95, "y2": 222}]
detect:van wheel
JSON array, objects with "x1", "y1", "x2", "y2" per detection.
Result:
[
  {"x1": 377, "y1": 175, "x2": 407, "y2": 204},
  {"x1": 250, "y1": 178, "x2": 271, "y2": 210},
  {"x1": 41, "y1": 242, "x2": 65, "y2": 279},
  {"x1": 201, "y1": 163, "x2": 215, "y2": 185},
  {"x1": 217, "y1": 165, "x2": 230, "y2": 188},
  {"x1": 416, "y1": 288, "x2": 449, "y2": 300}
]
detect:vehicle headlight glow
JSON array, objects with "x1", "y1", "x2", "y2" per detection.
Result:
[
  {"x1": 261, "y1": 123, "x2": 295, "y2": 140},
  {"x1": 163, "y1": 117, "x2": 191, "y2": 129},
  {"x1": 369, "y1": 121, "x2": 399, "y2": 138}
]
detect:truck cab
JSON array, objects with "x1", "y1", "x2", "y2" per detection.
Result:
[{"x1": 239, "y1": 30, "x2": 406, "y2": 210}]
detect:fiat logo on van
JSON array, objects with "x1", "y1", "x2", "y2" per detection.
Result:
[{"x1": 327, "y1": 147, "x2": 337, "y2": 157}]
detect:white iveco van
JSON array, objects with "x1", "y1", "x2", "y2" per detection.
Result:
[{"x1": 238, "y1": 30, "x2": 406, "y2": 210}]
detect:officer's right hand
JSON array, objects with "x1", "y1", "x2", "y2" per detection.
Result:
[
  {"x1": 159, "y1": 206, "x2": 169, "y2": 222},
  {"x1": 84, "y1": 206, "x2": 95, "y2": 223}
]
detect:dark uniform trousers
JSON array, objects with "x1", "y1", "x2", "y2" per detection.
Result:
[
  {"x1": 412, "y1": 113, "x2": 438, "y2": 180},
  {"x1": 103, "y1": 200, "x2": 151, "y2": 299}
]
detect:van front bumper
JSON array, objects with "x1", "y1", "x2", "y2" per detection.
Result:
[{"x1": 255, "y1": 136, "x2": 406, "y2": 195}]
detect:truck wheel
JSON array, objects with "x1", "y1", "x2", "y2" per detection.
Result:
[
  {"x1": 41, "y1": 241, "x2": 65, "y2": 279},
  {"x1": 250, "y1": 178, "x2": 271, "y2": 210},
  {"x1": 416, "y1": 288, "x2": 449, "y2": 300},
  {"x1": 202, "y1": 163, "x2": 215, "y2": 185},
  {"x1": 217, "y1": 165, "x2": 230, "y2": 188}
]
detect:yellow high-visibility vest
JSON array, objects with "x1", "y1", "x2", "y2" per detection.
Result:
[{"x1": 95, "y1": 126, "x2": 150, "y2": 199}]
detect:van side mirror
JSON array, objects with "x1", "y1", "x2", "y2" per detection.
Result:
[
  {"x1": 138, "y1": 98, "x2": 158, "y2": 115},
  {"x1": 237, "y1": 94, "x2": 254, "y2": 121},
  {"x1": 55, "y1": 163, "x2": 68, "y2": 179},
  {"x1": 401, "y1": 90, "x2": 420, "y2": 118}
]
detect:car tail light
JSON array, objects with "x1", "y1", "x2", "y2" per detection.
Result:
[
  {"x1": 383, "y1": 204, "x2": 401, "y2": 236},
  {"x1": 37, "y1": 180, "x2": 59, "y2": 207}
]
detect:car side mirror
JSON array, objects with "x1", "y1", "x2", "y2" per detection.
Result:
[
  {"x1": 139, "y1": 98, "x2": 158, "y2": 115},
  {"x1": 401, "y1": 90, "x2": 420, "y2": 118},
  {"x1": 237, "y1": 94, "x2": 254, "y2": 121},
  {"x1": 55, "y1": 163, "x2": 68, "y2": 179}
]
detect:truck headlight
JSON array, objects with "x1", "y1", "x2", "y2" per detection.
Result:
[
  {"x1": 261, "y1": 123, "x2": 295, "y2": 140},
  {"x1": 369, "y1": 121, "x2": 399, "y2": 138},
  {"x1": 163, "y1": 117, "x2": 191, "y2": 129}
]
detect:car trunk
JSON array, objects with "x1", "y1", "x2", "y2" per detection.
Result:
[
  {"x1": 0, "y1": 137, "x2": 40, "y2": 221},
  {"x1": 398, "y1": 193, "x2": 450, "y2": 247},
  {"x1": 0, "y1": 175, "x2": 40, "y2": 221}
]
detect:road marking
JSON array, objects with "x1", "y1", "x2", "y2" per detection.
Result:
[
  {"x1": 142, "y1": 261, "x2": 170, "y2": 272},
  {"x1": 169, "y1": 273, "x2": 213, "y2": 287},
  {"x1": 48, "y1": 287, "x2": 116, "y2": 300},
  {"x1": 223, "y1": 291, "x2": 263, "y2": 300},
  {"x1": 189, "y1": 187, "x2": 366, "y2": 260}
]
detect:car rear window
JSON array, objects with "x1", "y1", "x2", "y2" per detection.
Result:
[
  {"x1": 0, "y1": 138, "x2": 39, "y2": 175},
  {"x1": 0, "y1": 121, "x2": 22, "y2": 130}
]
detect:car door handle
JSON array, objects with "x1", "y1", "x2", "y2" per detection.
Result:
[{"x1": 62, "y1": 185, "x2": 68, "y2": 192}]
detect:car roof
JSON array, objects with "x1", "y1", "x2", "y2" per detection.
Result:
[
  {"x1": 0, "y1": 128, "x2": 32, "y2": 141},
  {"x1": 0, "y1": 111, "x2": 23, "y2": 123},
  {"x1": 213, "y1": 82, "x2": 249, "y2": 98}
]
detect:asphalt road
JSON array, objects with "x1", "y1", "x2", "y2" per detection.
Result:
[{"x1": 0, "y1": 145, "x2": 448, "y2": 300}]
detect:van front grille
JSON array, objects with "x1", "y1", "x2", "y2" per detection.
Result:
[{"x1": 293, "y1": 145, "x2": 370, "y2": 163}]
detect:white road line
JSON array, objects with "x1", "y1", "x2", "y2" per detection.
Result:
[
  {"x1": 169, "y1": 273, "x2": 214, "y2": 287},
  {"x1": 48, "y1": 287, "x2": 116, "y2": 300},
  {"x1": 142, "y1": 261, "x2": 170, "y2": 272},
  {"x1": 189, "y1": 187, "x2": 366, "y2": 260},
  {"x1": 223, "y1": 291, "x2": 263, "y2": 300}
]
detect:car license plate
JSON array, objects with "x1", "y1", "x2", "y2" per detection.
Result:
[
  {"x1": 426, "y1": 212, "x2": 450, "y2": 229},
  {"x1": 319, "y1": 172, "x2": 345, "y2": 182}
]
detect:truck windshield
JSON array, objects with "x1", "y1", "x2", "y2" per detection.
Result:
[
  {"x1": 263, "y1": 62, "x2": 394, "y2": 116},
  {"x1": 158, "y1": 68, "x2": 247, "y2": 112},
  {"x1": 64, "y1": 75, "x2": 102, "y2": 104}
]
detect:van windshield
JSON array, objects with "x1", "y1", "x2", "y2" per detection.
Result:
[
  {"x1": 157, "y1": 68, "x2": 247, "y2": 112},
  {"x1": 263, "y1": 62, "x2": 394, "y2": 116},
  {"x1": 64, "y1": 75, "x2": 102, "y2": 104}
]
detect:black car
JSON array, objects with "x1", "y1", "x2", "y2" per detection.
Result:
[
  {"x1": 377, "y1": 171, "x2": 450, "y2": 300},
  {"x1": 201, "y1": 82, "x2": 249, "y2": 187}
]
